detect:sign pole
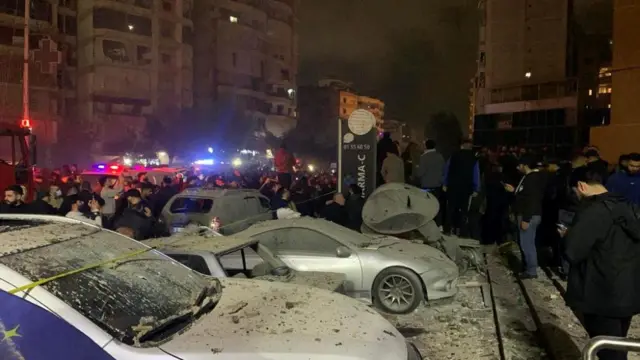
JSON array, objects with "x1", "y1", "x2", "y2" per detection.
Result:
[
  {"x1": 22, "y1": 0, "x2": 30, "y2": 125},
  {"x1": 339, "y1": 109, "x2": 377, "y2": 199},
  {"x1": 337, "y1": 117, "x2": 342, "y2": 193}
]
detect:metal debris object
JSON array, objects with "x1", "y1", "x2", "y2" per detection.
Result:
[{"x1": 362, "y1": 183, "x2": 484, "y2": 273}]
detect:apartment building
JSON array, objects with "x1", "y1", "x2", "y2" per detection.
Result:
[
  {"x1": 0, "y1": 0, "x2": 62, "y2": 165},
  {"x1": 590, "y1": 0, "x2": 640, "y2": 161},
  {"x1": 297, "y1": 79, "x2": 385, "y2": 153},
  {"x1": 471, "y1": 0, "x2": 579, "y2": 156},
  {"x1": 75, "y1": 0, "x2": 193, "y2": 154},
  {"x1": 192, "y1": 0, "x2": 298, "y2": 149},
  {"x1": 470, "y1": 0, "x2": 617, "y2": 156}
]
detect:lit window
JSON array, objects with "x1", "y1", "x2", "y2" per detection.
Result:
[
  {"x1": 230, "y1": 16, "x2": 238, "y2": 23},
  {"x1": 588, "y1": 89, "x2": 593, "y2": 96},
  {"x1": 525, "y1": 72, "x2": 532, "y2": 78}
]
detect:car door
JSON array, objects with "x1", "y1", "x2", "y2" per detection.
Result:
[
  {"x1": 256, "y1": 228, "x2": 363, "y2": 294},
  {"x1": 242, "y1": 195, "x2": 273, "y2": 226}
]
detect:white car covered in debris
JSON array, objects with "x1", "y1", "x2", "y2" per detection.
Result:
[{"x1": 0, "y1": 214, "x2": 422, "y2": 360}]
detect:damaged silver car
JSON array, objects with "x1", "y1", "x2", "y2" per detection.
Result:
[
  {"x1": 145, "y1": 227, "x2": 348, "y2": 293},
  {"x1": 361, "y1": 183, "x2": 484, "y2": 274},
  {"x1": 207, "y1": 218, "x2": 459, "y2": 314}
]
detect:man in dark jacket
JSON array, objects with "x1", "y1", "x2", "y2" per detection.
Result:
[
  {"x1": 585, "y1": 149, "x2": 610, "y2": 185},
  {"x1": 1, "y1": 185, "x2": 30, "y2": 213},
  {"x1": 345, "y1": 184, "x2": 365, "y2": 231},
  {"x1": 505, "y1": 155, "x2": 547, "y2": 279},
  {"x1": 151, "y1": 176, "x2": 178, "y2": 217},
  {"x1": 113, "y1": 189, "x2": 154, "y2": 239},
  {"x1": 607, "y1": 152, "x2": 640, "y2": 205},
  {"x1": 443, "y1": 140, "x2": 480, "y2": 236},
  {"x1": 321, "y1": 193, "x2": 347, "y2": 226},
  {"x1": 562, "y1": 167, "x2": 640, "y2": 360}
]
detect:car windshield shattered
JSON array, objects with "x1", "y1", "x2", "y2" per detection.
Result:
[{"x1": 0, "y1": 222, "x2": 216, "y2": 346}]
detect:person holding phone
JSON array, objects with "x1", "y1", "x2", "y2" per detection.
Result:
[
  {"x1": 561, "y1": 166, "x2": 640, "y2": 360},
  {"x1": 505, "y1": 154, "x2": 547, "y2": 279},
  {"x1": 65, "y1": 193, "x2": 103, "y2": 226}
]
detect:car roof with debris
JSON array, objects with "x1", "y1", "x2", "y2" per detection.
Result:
[
  {"x1": 144, "y1": 227, "x2": 256, "y2": 255},
  {"x1": 0, "y1": 214, "x2": 103, "y2": 257},
  {"x1": 240, "y1": 217, "x2": 349, "y2": 235}
]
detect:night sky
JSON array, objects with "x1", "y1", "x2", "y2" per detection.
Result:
[
  {"x1": 298, "y1": 0, "x2": 612, "y2": 134},
  {"x1": 298, "y1": 0, "x2": 479, "y2": 133}
]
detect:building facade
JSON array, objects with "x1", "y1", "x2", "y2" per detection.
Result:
[
  {"x1": 75, "y1": 0, "x2": 193, "y2": 154},
  {"x1": 590, "y1": 0, "x2": 640, "y2": 161},
  {"x1": 297, "y1": 79, "x2": 385, "y2": 157},
  {"x1": 192, "y1": 0, "x2": 298, "y2": 149},
  {"x1": 0, "y1": 0, "x2": 63, "y2": 166},
  {"x1": 471, "y1": 0, "x2": 580, "y2": 156}
]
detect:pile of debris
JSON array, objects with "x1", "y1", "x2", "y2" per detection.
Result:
[{"x1": 361, "y1": 183, "x2": 483, "y2": 274}]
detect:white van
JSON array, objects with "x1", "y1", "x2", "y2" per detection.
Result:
[{"x1": 0, "y1": 214, "x2": 422, "y2": 360}]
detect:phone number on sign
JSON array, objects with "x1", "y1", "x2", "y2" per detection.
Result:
[{"x1": 342, "y1": 144, "x2": 371, "y2": 151}]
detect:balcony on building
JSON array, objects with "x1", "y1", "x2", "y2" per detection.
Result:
[{"x1": 482, "y1": 79, "x2": 578, "y2": 115}]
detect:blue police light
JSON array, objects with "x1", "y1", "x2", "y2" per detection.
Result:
[{"x1": 194, "y1": 159, "x2": 215, "y2": 166}]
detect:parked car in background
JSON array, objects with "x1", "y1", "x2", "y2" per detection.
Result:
[
  {"x1": 145, "y1": 226, "x2": 347, "y2": 293},
  {"x1": 160, "y1": 188, "x2": 272, "y2": 235},
  {"x1": 0, "y1": 214, "x2": 422, "y2": 360}
]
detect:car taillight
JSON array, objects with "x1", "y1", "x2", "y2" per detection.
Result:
[{"x1": 210, "y1": 217, "x2": 221, "y2": 231}]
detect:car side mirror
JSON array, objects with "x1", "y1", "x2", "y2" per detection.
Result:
[{"x1": 336, "y1": 246, "x2": 352, "y2": 258}]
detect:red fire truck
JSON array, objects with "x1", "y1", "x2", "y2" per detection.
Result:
[{"x1": 0, "y1": 122, "x2": 37, "y2": 201}]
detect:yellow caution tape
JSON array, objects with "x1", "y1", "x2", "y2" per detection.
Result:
[
  {"x1": 10, "y1": 190, "x2": 337, "y2": 294},
  {"x1": 9, "y1": 248, "x2": 153, "y2": 294}
]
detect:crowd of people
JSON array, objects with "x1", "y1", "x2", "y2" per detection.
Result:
[
  {"x1": 4, "y1": 136, "x2": 640, "y2": 359},
  {"x1": 0, "y1": 142, "x2": 363, "y2": 239},
  {"x1": 377, "y1": 135, "x2": 640, "y2": 360}
]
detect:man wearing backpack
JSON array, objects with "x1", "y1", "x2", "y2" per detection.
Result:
[{"x1": 562, "y1": 167, "x2": 640, "y2": 360}]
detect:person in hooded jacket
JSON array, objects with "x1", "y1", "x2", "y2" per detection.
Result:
[{"x1": 561, "y1": 167, "x2": 640, "y2": 360}]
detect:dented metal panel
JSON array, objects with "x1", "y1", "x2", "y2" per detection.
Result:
[{"x1": 362, "y1": 183, "x2": 439, "y2": 235}]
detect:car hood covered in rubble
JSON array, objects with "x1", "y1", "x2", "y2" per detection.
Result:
[
  {"x1": 159, "y1": 278, "x2": 408, "y2": 359},
  {"x1": 360, "y1": 234, "x2": 457, "y2": 270}
]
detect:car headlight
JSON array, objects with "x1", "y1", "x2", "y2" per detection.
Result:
[{"x1": 407, "y1": 341, "x2": 422, "y2": 360}]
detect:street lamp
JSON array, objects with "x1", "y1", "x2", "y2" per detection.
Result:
[{"x1": 208, "y1": 147, "x2": 213, "y2": 153}]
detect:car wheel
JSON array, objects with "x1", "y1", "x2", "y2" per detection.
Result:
[{"x1": 373, "y1": 267, "x2": 424, "y2": 314}]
